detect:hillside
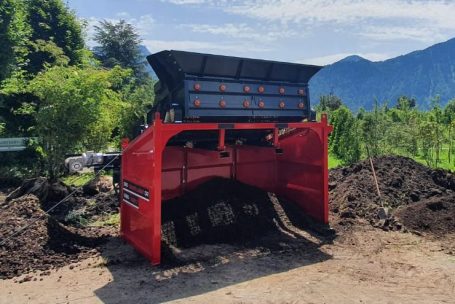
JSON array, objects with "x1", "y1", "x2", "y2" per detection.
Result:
[{"x1": 310, "y1": 38, "x2": 455, "y2": 110}]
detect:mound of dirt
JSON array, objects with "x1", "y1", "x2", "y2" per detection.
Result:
[
  {"x1": 395, "y1": 194, "x2": 455, "y2": 235},
  {"x1": 6, "y1": 177, "x2": 70, "y2": 203},
  {"x1": 330, "y1": 156, "x2": 455, "y2": 235},
  {"x1": 161, "y1": 178, "x2": 281, "y2": 249},
  {"x1": 0, "y1": 195, "x2": 108, "y2": 280}
]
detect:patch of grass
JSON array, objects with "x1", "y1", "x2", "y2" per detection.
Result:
[
  {"x1": 87, "y1": 199, "x2": 97, "y2": 207},
  {"x1": 91, "y1": 213, "x2": 120, "y2": 227},
  {"x1": 413, "y1": 154, "x2": 454, "y2": 172},
  {"x1": 62, "y1": 172, "x2": 95, "y2": 187},
  {"x1": 329, "y1": 155, "x2": 343, "y2": 169},
  {"x1": 65, "y1": 209, "x2": 89, "y2": 227}
]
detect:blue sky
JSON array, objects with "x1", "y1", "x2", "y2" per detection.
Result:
[{"x1": 67, "y1": 0, "x2": 455, "y2": 65}]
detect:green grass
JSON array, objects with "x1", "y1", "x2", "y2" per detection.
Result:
[
  {"x1": 91, "y1": 213, "x2": 120, "y2": 227},
  {"x1": 329, "y1": 152, "x2": 454, "y2": 171},
  {"x1": 328, "y1": 155, "x2": 343, "y2": 169},
  {"x1": 413, "y1": 152, "x2": 455, "y2": 171},
  {"x1": 61, "y1": 172, "x2": 95, "y2": 187}
]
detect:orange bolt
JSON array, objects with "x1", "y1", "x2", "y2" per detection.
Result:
[
  {"x1": 193, "y1": 99, "x2": 201, "y2": 107},
  {"x1": 193, "y1": 83, "x2": 201, "y2": 91},
  {"x1": 243, "y1": 85, "x2": 251, "y2": 93},
  {"x1": 219, "y1": 99, "x2": 226, "y2": 108},
  {"x1": 279, "y1": 87, "x2": 285, "y2": 95},
  {"x1": 219, "y1": 84, "x2": 227, "y2": 92},
  {"x1": 243, "y1": 100, "x2": 250, "y2": 108},
  {"x1": 258, "y1": 86, "x2": 265, "y2": 93},
  {"x1": 279, "y1": 101, "x2": 285, "y2": 109},
  {"x1": 258, "y1": 100, "x2": 265, "y2": 108}
]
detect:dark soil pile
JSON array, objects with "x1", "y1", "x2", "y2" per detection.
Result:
[
  {"x1": 0, "y1": 195, "x2": 108, "y2": 280},
  {"x1": 161, "y1": 178, "x2": 281, "y2": 248},
  {"x1": 395, "y1": 194, "x2": 455, "y2": 235},
  {"x1": 330, "y1": 156, "x2": 455, "y2": 234},
  {"x1": 6, "y1": 177, "x2": 119, "y2": 225}
]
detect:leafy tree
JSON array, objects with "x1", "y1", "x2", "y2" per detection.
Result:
[
  {"x1": 119, "y1": 77, "x2": 155, "y2": 138},
  {"x1": 396, "y1": 96, "x2": 416, "y2": 110},
  {"x1": 317, "y1": 94, "x2": 343, "y2": 112},
  {"x1": 329, "y1": 106, "x2": 361, "y2": 165},
  {"x1": 93, "y1": 20, "x2": 146, "y2": 78},
  {"x1": 27, "y1": 66, "x2": 130, "y2": 178},
  {"x1": 444, "y1": 99, "x2": 455, "y2": 164},
  {"x1": 26, "y1": 39, "x2": 70, "y2": 75},
  {"x1": 25, "y1": 0, "x2": 84, "y2": 74},
  {"x1": 359, "y1": 100, "x2": 389, "y2": 156},
  {"x1": 429, "y1": 96, "x2": 444, "y2": 166},
  {"x1": 0, "y1": 0, "x2": 30, "y2": 82}
]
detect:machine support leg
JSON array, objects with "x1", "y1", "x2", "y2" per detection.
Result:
[
  {"x1": 217, "y1": 129, "x2": 226, "y2": 151},
  {"x1": 321, "y1": 113, "x2": 330, "y2": 224},
  {"x1": 151, "y1": 117, "x2": 163, "y2": 265},
  {"x1": 273, "y1": 128, "x2": 280, "y2": 148}
]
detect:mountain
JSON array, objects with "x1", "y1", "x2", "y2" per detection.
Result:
[
  {"x1": 310, "y1": 38, "x2": 455, "y2": 110},
  {"x1": 139, "y1": 45, "x2": 156, "y2": 79}
]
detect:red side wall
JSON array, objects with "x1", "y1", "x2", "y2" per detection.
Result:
[{"x1": 120, "y1": 117, "x2": 331, "y2": 265}]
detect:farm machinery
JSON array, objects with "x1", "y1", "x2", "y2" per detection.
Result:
[{"x1": 66, "y1": 50, "x2": 332, "y2": 265}]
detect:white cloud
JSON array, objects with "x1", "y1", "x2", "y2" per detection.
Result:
[
  {"x1": 133, "y1": 15, "x2": 155, "y2": 35},
  {"x1": 161, "y1": 0, "x2": 208, "y2": 4},
  {"x1": 160, "y1": 0, "x2": 455, "y2": 43},
  {"x1": 143, "y1": 39, "x2": 272, "y2": 54},
  {"x1": 358, "y1": 25, "x2": 446, "y2": 43},
  {"x1": 226, "y1": 0, "x2": 455, "y2": 28},
  {"x1": 300, "y1": 52, "x2": 391, "y2": 65},
  {"x1": 181, "y1": 23, "x2": 298, "y2": 42}
]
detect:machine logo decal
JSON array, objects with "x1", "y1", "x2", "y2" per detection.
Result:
[
  {"x1": 122, "y1": 192, "x2": 139, "y2": 208},
  {"x1": 123, "y1": 180, "x2": 150, "y2": 202}
]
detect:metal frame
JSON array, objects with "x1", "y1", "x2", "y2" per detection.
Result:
[{"x1": 120, "y1": 114, "x2": 332, "y2": 265}]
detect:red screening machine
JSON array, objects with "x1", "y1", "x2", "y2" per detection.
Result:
[{"x1": 120, "y1": 51, "x2": 332, "y2": 265}]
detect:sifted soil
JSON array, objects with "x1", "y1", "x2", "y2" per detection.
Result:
[
  {"x1": 0, "y1": 195, "x2": 109, "y2": 280},
  {"x1": 161, "y1": 178, "x2": 281, "y2": 249},
  {"x1": 329, "y1": 156, "x2": 455, "y2": 235}
]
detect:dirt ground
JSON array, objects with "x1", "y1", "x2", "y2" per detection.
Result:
[
  {"x1": 1, "y1": 227, "x2": 454, "y2": 304},
  {"x1": 1, "y1": 157, "x2": 454, "y2": 304}
]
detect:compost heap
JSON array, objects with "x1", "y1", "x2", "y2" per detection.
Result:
[
  {"x1": 0, "y1": 195, "x2": 108, "y2": 280},
  {"x1": 161, "y1": 178, "x2": 283, "y2": 249},
  {"x1": 329, "y1": 156, "x2": 455, "y2": 235},
  {"x1": 0, "y1": 177, "x2": 119, "y2": 280}
]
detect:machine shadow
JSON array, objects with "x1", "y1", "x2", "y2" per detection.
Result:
[{"x1": 94, "y1": 220, "x2": 334, "y2": 303}]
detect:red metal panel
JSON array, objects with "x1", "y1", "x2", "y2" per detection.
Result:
[
  {"x1": 120, "y1": 127, "x2": 158, "y2": 263},
  {"x1": 236, "y1": 146, "x2": 277, "y2": 192},
  {"x1": 186, "y1": 147, "x2": 233, "y2": 190},
  {"x1": 162, "y1": 147, "x2": 185, "y2": 200},
  {"x1": 120, "y1": 115, "x2": 332, "y2": 265}
]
